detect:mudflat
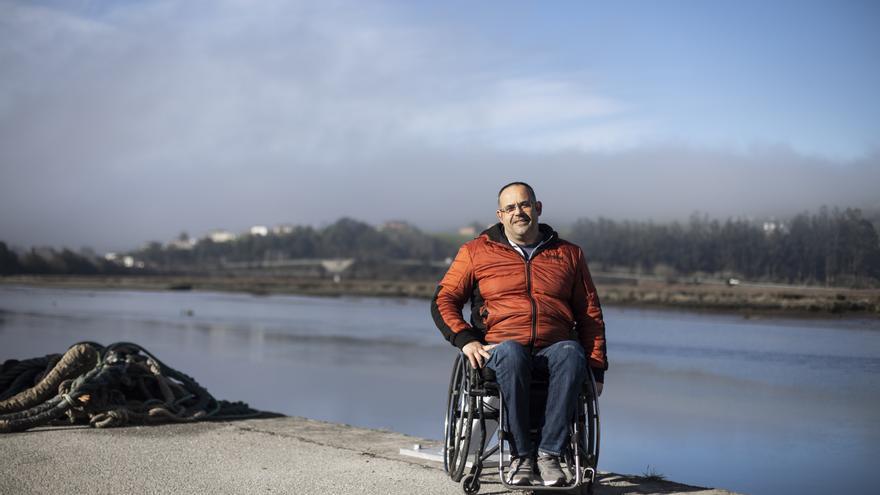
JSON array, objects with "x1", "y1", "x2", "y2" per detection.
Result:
[{"x1": 3, "y1": 274, "x2": 878, "y2": 317}]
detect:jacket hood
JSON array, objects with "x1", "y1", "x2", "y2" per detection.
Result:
[{"x1": 481, "y1": 222, "x2": 558, "y2": 245}]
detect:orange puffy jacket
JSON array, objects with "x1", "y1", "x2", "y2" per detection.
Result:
[{"x1": 431, "y1": 223, "x2": 607, "y2": 379}]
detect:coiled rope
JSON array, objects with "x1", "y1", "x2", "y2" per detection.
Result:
[{"x1": 0, "y1": 342, "x2": 259, "y2": 433}]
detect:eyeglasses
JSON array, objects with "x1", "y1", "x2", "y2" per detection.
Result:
[{"x1": 499, "y1": 201, "x2": 534, "y2": 215}]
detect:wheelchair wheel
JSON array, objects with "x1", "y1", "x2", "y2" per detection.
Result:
[
  {"x1": 584, "y1": 371, "x2": 600, "y2": 471},
  {"x1": 576, "y1": 373, "x2": 601, "y2": 494},
  {"x1": 460, "y1": 473, "x2": 480, "y2": 495},
  {"x1": 562, "y1": 372, "x2": 601, "y2": 494},
  {"x1": 444, "y1": 353, "x2": 475, "y2": 482}
]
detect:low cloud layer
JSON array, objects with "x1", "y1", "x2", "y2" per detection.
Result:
[{"x1": 1, "y1": 1, "x2": 877, "y2": 250}]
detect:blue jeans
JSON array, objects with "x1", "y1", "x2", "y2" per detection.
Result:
[{"x1": 486, "y1": 340, "x2": 587, "y2": 457}]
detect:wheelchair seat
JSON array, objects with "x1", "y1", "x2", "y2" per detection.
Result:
[{"x1": 475, "y1": 362, "x2": 547, "y2": 383}]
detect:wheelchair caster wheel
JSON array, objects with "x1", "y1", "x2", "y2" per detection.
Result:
[{"x1": 460, "y1": 473, "x2": 480, "y2": 494}]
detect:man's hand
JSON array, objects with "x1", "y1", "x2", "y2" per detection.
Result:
[
  {"x1": 462, "y1": 342, "x2": 497, "y2": 369},
  {"x1": 595, "y1": 382, "x2": 603, "y2": 397}
]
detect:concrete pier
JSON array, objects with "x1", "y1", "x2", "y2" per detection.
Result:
[{"x1": 0, "y1": 416, "x2": 741, "y2": 495}]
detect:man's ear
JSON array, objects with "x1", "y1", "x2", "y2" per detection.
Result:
[
  {"x1": 496, "y1": 209, "x2": 503, "y2": 222},
  {"x1": 535, "y1": 201, "x2": 542, "y2": 216}
]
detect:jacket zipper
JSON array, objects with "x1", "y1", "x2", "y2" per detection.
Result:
[
  {"x1": 522, "y1": 236, "x2": 553, "y2": 349},
  {"x1": 524, "y1": 258, "x2": 537, "y2": 349},
  {"x1": 490, "y1": 230, "x2": 556, "y2": 351}
]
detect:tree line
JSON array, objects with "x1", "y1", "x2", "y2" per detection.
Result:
[
  {"x1": 0, "y1": 218, "x2": 458, "y2": 280},
  {"x1": 0, "y1": 243, "x2": 134, "y2": 276},
  {"x1": 135, "y1": 218, "x2": 456, "y2": 279},
  {"x1": 2, "y1": 208, "x2": 878, "y2": 287},
  {"x1": 567, "y1": 207, "x2": 880, "y2": 287}
]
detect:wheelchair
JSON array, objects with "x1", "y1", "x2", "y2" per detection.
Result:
[{"x1": 443, "y1": 352, "x2": 601, "y2": 494}]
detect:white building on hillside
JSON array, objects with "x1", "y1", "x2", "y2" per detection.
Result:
[
  {"x1": 169, "y1": 238, "x2": 197, "y2": 250},
  {"x1": 273, "y1": 224, "x2": 295, "y2": 235},
  {"x1": 208, "y1": 230, "x2": 237, "y2": 243}
]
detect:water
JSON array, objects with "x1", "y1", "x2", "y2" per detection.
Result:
[{"x1": 1, "y1": 285, "x2": 878, "y2": 495}]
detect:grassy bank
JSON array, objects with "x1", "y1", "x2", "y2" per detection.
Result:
[{"x1": 2, "y1": 274, "x2": 878, "y2": 318}]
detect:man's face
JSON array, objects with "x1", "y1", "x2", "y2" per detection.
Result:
[{"x1": 496, "y1": 185, "x2": 542, "y2": 241}]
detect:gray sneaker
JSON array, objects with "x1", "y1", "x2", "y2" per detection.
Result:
[
  {"x1": 537, "y1": 454, "x2": 567, "y2": 486},
  {"x1": 507, "y1": 456, "x2": 538, "y2": 486}
]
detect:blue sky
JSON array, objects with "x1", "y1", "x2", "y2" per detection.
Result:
[
  {"x1": 395, "y1": 0, "x2": 880, "y2": 159},
  {"x1": 1, "y1": 0, "x2": 878, "y2": 250}
]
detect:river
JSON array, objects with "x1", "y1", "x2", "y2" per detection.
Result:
[{"x1": 1, "y1": 285, "x2": 877, "y2": 495}]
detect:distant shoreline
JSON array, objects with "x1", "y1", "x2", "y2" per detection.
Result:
[{"x1": 2, "y1": 274, "x2": 878, "y2": 319}]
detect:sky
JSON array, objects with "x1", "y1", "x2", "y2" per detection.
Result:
[{"x1": 1, "y1": 0, "x2": 878, "y2": 251}]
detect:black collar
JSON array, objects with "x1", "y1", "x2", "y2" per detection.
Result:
[{"x1": 482, "y1": 222, "x2": 558, "y2": 246}]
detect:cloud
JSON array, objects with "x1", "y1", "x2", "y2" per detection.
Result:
[
  {"x1": 0, "y1": 0, "x2": 640, "y2": 169},
  {"x1": 0, "y1": 0, "x2": 876, "y2": 251},
  {"x1": 405, "y1": 76, "x2": 639, "y2": 150}
]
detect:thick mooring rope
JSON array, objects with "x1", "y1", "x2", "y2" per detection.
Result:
[{"x1": 0, "y1": 342, "x2": 259, "y2": 433}]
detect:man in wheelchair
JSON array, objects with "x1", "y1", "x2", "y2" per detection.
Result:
[{"x1": 432, "y1": 182, "x2": 607, "y2": 488}]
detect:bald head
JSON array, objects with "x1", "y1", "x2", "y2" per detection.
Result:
[{"x1": 497, "y1": 181, "x2": 537, "y2": 206}]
